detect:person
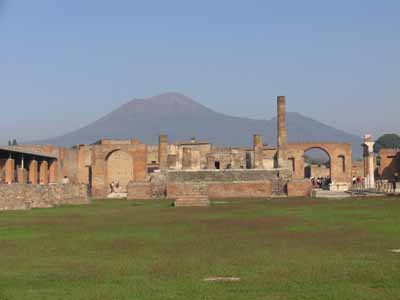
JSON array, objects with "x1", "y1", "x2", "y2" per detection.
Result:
[
  {"x1": 110, "y1": 181, "x2": 115, "y2": 193},
  {"x1": 61, "y1": 176, "x2": 70, "y2": 185},
  {"x1": 394, "y1": 173, "x2": 399, "y2": 193},
  {"x1": 115, "y1": 181, "x2": 120, "y2": 192},
  {"x1": 352, "y1": 176, "x2": 357, "y2": 186}
]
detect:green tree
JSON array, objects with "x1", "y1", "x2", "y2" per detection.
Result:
[{"x1": 374, "y1": 133, "x2": 400, "y2": 153}]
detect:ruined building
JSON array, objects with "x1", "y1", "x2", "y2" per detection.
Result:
[{"x1": 0, "y1": 96, "x2": 357, "y2": 207}]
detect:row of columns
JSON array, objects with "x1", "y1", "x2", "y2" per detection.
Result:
[{"x1": 3, "y1": 158, "x2": 57, "y2": 185}]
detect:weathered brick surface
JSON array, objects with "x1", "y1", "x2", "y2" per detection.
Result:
[
  {"x1": 0, "y1": 184, "x2": 89, "y2": 211},
  {"x1": 167, "y1": 169, "x2": 291, "y2": 183},
  {"x1": 286, "y1": 142, "x2": 352, "y2": 184},
  {"x1": 127, "y1": 182, "x2": 152, "y2": 200},
  {"x1": 167, "y1": 182, "x2": 209, "y2": 207},
  {"x1": 208, "y1": 181, "x2": 272, "y2": 199},
  {"x1": 379, "y1": 149, "x2": 400, "y2": 180},
  {"x1": 287, "y1": 180, "x2": 313, "y2": 197}
]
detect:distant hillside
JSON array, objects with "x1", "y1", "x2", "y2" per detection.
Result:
[{"x1": 33, "y1": 92, "x2": 363, "y2": 157}]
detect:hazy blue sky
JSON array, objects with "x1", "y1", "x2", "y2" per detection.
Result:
[{"x1": 0, "y1": 0, "x2": 399, "y2": 145}]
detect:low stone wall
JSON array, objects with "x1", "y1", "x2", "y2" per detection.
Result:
[
  {"x1": 127, "y1": 182, "x2": 152, "y2": 200},
  {"x1": 208, "y1": 181, "x2": 272, "y2": 199},
  {"x1": 167, "y1": 169, "x2": 291, "y2": 183},
  {"x1": 287, "y1": 180, "x2": 313, "y2": 197},
  {"x1": 0, "y1": 184, "x2": 89, "y2": 211},
  {"x1": 167, "y1": 182, "x2": 209, "y2": 207}
]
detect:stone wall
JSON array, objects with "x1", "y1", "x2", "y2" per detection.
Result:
[
  {"x1": 0, "y1": 184, "x2": 89, "y2": 211},
  {"x1": 167, "y1": 170, "x2": 289, "y2": 200},
  {"x1": 287, "y1": 180, "x2": 313, "y2": 197},
  {"x1": 379, "y1": 149, "x2": 400, "y2": 180},
  {"x1": 167, "y1": 169, "x2": 291, "y2": 183},
  {"x1": 167, "y1": 182, "x2": 209, "y2": 207},
  {"x1": 208, "y1": 181, "x2": 272, "y2": 199},
  {"x1": 127, "y1": 182, "x2": 152, "y2": 200}
]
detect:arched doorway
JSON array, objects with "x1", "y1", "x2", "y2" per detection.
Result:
[
  {"x1": 106, "y1": 150, "x2": 134, "y2": 193},
  {"x1": 304, "y1": 148, "x2": 331, "y2": 188}
]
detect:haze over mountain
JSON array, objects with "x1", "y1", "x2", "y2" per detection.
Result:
[{"x1": 34, "y1": 92, "x2": 363, "y2": 157}]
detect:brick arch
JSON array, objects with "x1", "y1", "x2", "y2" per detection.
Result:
[
  {"x1": 286, "y1": 142, "x2": 352, "y2": 183},
  {"x1": 302, "y1": 146, "x2": 331, "y2": 178},
  {"x1": 105, "y1": 149, "x2": 134, "y2": 192}
]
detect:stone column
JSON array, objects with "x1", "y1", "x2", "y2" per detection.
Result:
[
  {"x1": 39, "y1": 160, "x2": 49, "y2": 185},
  {"x1": 253, "y1": 134, "x2": 263, "y2": 169},
  {"x1": 362, "y1": 134, "x2": 375, "y2": 189},
  {"x1": 5, "y1": 158, "x2": 15, "y2": 184},
  {"x1": 277, "y1": 96, "x2": 288, "y2": 168},
  {"x1": 17, "y1": 167, "x2": 27, "y2": 184},
  {"x1": 29, "y1": 160, "x2": 38, "y2": 185},
  {"x1": 182, "y1": 148, "x2": 192, "y2": 170},
  {"x1": 207, "y1": 155, "x2": 216, "y2": 170},
  {"x1": 158, "y1": 135, "x2": 168, "y2": 173},
  {"x1": 49, "y1": 160, "x2": 58, "y2": 183}
]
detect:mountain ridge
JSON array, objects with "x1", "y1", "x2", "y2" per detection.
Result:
[{"x1": 30, "y1": 92, "x2": 363, "y2": 157}]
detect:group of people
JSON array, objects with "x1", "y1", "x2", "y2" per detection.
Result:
[
  {"x1": 352, "y1": 172, "x2": 399, "y2": 193},
  {"x1": 310, "y1": 177, "x2": 332, "y2": 189},
  {"x1": 352, "y1": 176, "x2": 365, "y2": 188},
  {"x1": 109, "y1": 181, "x2": 121, "y2": 193}
]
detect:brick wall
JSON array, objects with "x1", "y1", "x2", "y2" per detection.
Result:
[
  {"x1": 167, "y1": 182, "x2": 209, "y2": 207},
  {"x1": 127, "y1": 182, "x2": 152, "y2": 200},
  {"x1": 208, "y1": 181, "x2": 272, "y2": 199},
  {"x1": 0, "y1": 184, "x2": 89, "y2": 211},
  {"x1": 167, "y1": 169, "x2": 291, "y2": 183},
  {"x1": 287, "y1": 180, "x2": 313, "y2": 197}
]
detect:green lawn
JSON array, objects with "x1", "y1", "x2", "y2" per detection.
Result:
[{"x1": 1, "y1": 197, "x2": 400, "y2": 300}]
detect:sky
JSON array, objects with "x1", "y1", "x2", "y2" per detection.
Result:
[{"x1": 0, "y1": 0, "x2": 399, "y2": 145}]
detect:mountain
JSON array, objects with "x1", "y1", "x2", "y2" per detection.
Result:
[{"x1": 33, "y1": 92, "x2": 363, "y2": 157}]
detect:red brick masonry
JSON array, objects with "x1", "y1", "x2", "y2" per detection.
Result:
[
  {"x1": 207, "y1": 181, "x2": 272, "y2": 199},
  {"x1": 287, "y1": 180, "x2": 313, "y2": 197}
]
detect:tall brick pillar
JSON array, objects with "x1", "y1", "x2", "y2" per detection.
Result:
[
  {"x1": 49, "y1": 160, "x2": 58, "y2": 183},
  {"x1": 17, "y1": 167, "x2": 27, "y2": 184},
  {"x1": 253, "y1": 134, "x2": 263, "y2": 169},
  {"x1": 277, "y1": 96, "x2": 288, "y2": 168},
  {"x1": 363, "y1": 134, "x2": 375, "y2": 189},
  {"x1": 39, "y1": 160, "x2": 49, "y2": 185},
  {"x1": 182, "y1": 148, "x2": 192, "y2": 170},
  {"x1": 29, "y1": 160, "x2": 38, "y2": 185},
  {"x1": 158, "y1": 135, "x2": 168, "y2": 173},
  {"x1": 5, "y1": 158, "x2": 15, "y2": 184}
]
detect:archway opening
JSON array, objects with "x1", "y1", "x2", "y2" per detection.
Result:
[
  {"x1": 304, "y1": 148, "x2": 331, "y2": 189},
  {"x1": 106, "y1": 150, "x2": 134, "y2": 193}
]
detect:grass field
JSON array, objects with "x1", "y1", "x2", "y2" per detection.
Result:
[{"x1": 0, "y1": 197, "x2": 400, "y2": 300}]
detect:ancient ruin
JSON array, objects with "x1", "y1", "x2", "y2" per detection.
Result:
[{"x1": 0, "y1": 96, "x2": 398, "y2": 209}]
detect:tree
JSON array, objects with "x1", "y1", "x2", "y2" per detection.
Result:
[
  {"x1": 12, "y1": 139, "x2": 18, "y2": 146},
  {"x1": 374, "y1": 133, "x2": 400, "y2": 153},
  {"x1": 7, "y1": 140, "x2": 11, "y2": 146}
]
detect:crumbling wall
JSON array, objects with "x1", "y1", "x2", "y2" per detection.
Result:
[
  {"x1": 167, "y1": 169, "x2": 291, "y2": 183},
  {"x1": 287, "y1": 180, "x2": 313, "y2": 197},
  {"x1": 167, "y1": 182, "x2": 209, "y2": 207},
  {"x1": 208, "y1": 181, "x2": 272, "y2": 199},
  {"x1": 0, "y1": 184, "x2": 89, "y2": 211}
]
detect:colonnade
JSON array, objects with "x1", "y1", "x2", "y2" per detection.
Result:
[{"x1": 2, "y1": 156, "x2": 57, "y2": 185}]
